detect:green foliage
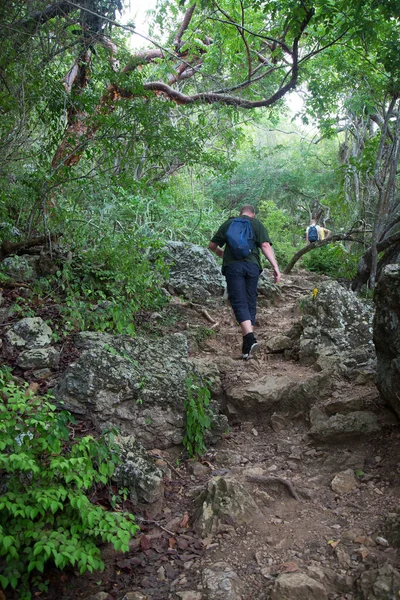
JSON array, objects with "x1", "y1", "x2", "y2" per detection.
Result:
[
  {"x1": 193, "y1": 326, "x2": 216, "y2": 347},
  {"x1": 302, "y1": 243, "x2": 359, "y2": 278},
  {"x1": 257, "y1": 200, "x2": 296, "y2": 265},
  {"x1": 36, "y1": 222, "x2": 169, "y2": 336},
  {"x1": 0, "y1": 369, "x2": 138, "y2": 599},
  {"x1": 183, "y1": 376, "x2": 213, "y2": 458}
]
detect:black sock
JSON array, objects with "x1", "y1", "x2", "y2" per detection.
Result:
[{"x1": 244, "y1": 332, "x2": 256, "y2": 342}]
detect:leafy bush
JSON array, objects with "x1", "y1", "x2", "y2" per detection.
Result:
[
  {"x1": 36, "y1": 228, "x2": 169, "y2": 336},
  {"x1": 0, "y1": 369, "x2": 138, "y2": 599},
  {"x1": 302, "y1": 243, "x2": 359, "y2": 278},
  {"x1": 183, "y1": 376, "x2": 213, "y2": 458}
]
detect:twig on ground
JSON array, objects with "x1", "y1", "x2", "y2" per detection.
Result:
[
  {"x1": 136, "y1": 518, "x2": 176, "y2": 536},
  {"x1": 151, "y1": 454, "x2": 182, "y2": 478}
]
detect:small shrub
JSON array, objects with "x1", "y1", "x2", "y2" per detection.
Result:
[
  {"x1": 183, "y1": 376, "x2": 213, "y2": 458},
  {"x1": 193, "y1": 326, "x2": 216, "y2": 348},
  {"x1": 0, "y1": 369, "x2": 138, "y2": 599}
]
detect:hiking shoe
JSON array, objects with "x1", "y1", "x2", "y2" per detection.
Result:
[
  {"x1": 243, "y1": 340, "x2": 258, "y2": 360},
  {"x1": 242, "y1": 333, "x2": 258, "y2": 360}
]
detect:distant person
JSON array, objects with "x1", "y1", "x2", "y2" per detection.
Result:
[
  {"x1": 208, "y1": 205, "x2": 281, "y2": 360},
  {"x1": 306, "y1": 219, "x2": 331, "y2": 244}
]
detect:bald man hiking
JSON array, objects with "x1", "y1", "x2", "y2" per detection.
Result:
[{"x1": 209, "y1": 205, "x2": 281, "y2": 360}]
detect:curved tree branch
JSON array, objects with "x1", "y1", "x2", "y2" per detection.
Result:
[{"x1": 284, "y1": 233, "x2": 364, "y2": 274}]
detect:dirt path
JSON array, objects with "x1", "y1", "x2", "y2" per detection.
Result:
[{"x1": 47, "y1": 271, "x2": 400, "y2": 600}]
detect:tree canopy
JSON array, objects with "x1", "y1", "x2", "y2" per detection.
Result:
[{"x1": 0, "y1": 0, "x2": 399, "y2": 297}]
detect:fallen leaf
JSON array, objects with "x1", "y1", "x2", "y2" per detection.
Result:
[
  {"x1": 140, "y1": 534, "x2": 151, "y2": 550},
  {"x1": 356, "y1": 547, "x2": 369, "y2": 560},
  {"x1": 328, "y1": 539, "x2": 341, "y2": 549},
  {"x1": 168, "y1": 537, "x2": 176, "y2": 549},
  {"x1": 25, "y1": 382, "x2": 39, "y2": 396},
  {"x1": 180, "y1": 513, "x2": 189, "y2": 528}
]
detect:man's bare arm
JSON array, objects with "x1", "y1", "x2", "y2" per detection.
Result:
[
  {"x1": 260, "y1": 242, "x2": 281, "y2": 282},
  {"x1": 208, "y1": 241, "x2": 224, "y2": 258}
]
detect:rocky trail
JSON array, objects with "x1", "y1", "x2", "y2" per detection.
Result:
[
  {"x1": 2, "y1": 265, "x2": 400, "y2": 600},
  {"x1": 35, "y1": 270, "x2": 400, "y2": 600}
]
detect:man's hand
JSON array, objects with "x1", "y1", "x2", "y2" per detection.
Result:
[
  {"x1": 208, "y1": 241, "x2": 224, "y2": 258},
  {"x1": 274, "y1": 268, "x2": 281, "y2": 283}
]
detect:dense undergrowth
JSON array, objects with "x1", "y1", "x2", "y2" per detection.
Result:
[{"x1": 0, "y1": 368, "x2": 138, "y2": 599}]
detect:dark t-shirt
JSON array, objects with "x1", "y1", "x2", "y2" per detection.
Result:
[{"x1": 210, "y1": 215, "x2": 272, "y2": 272}]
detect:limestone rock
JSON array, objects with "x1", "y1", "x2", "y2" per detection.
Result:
[
  {"x1": 113, "y1": 436, "x2": 164, "y2": 507},
  {"x1": 270, "y1": 413, "x2": 289, "y2": 432},
  {"x1": 357, "y1": 564, "x2": 400, "y2": 599},
  {"x1": 1, "y1": 255, "x2": 37, "y2": 282},
  {"x1": 74, "y1": 331, "x2": 115, "y2": 350},
  {"x1": 202, "y1": 562, "x2": 244, "y2": 600},
  {"x1": 331, "y1": 469, "x2": 358, "y2": 494},
  {"x1": 87, "y1": 593, "x2": 110, "y2": 600},
  {"x1": 54, "y1": 332, "x2": 224, "y2": 449},
  {"x1": 119, "y1": 593, "x2": 149, "y2": 600},
  {"x1": 271, "y1": 572, "x2": 328, "y2": 600},
  {"x1": 164, "y1": 241, "x2": 225, "y2": 301},
  {"x1": 176, "y1": 592, "x2": 202, "y2": 600},
  {"x1": 309, "y1": 410, "x2": 380, "y2": 442},
  {"x1": 266, "y1": 335, "x2": 293, "y2": 353},
  {"x1": 373, "y1": 264, "x2": 400, "y2": 418},
  {"x1": 6, "y1": 317, "x2": 53, "y2": 348},
  {"x1": 226, "y1": 372, "x2": 330, "y2": 421},
  {"x1": 299, "y1": 281, "x2": 375, "y2": 378},
  {"x1": 192, "y1": 476, "x2": 262, "y2": 536},
  {"x1": 257, "y1": 270, "x2": 282, "y2": 302},
  {"x1": 17, "y1": 347, "x2": 60, "y2": 369},
  {"x1": 214, "y1": 450, "x2": 244, "y2": 467}
]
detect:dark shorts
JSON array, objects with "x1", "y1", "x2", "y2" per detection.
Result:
[{"x1": 224, "y1": 261, "x2": 259, "y2": 325}]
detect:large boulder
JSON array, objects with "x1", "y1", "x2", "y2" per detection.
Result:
[
  {"x1": 299, "y1": 281, "x2": 375, "y2": 378},
  {"x1": 225, "y1": 372, "x2": 331, "y2": 422},
  {"x1": 164, "y1": 241, "x2": 225, "y2": 301},
  {"x1": 309, "y1": 410, "x2": 381, "y2": 442},
  {"x1": 373, "y1": 264, "x2": 400, "y2": 418},
  {"x1": 54, "y1": 332, "x2": 225, "y2": 449}
]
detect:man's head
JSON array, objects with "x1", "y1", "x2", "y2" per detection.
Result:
[
  {"x1": 240, "y1": 205, "x2": 255, "y2": 217},
  {"x1": 310, "y1": 218, "x2": 317, "y2": 225}
]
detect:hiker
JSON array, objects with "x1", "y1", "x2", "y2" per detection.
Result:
[
  {"x1": 208, "y1": 205, "x2": 281, "y2": 360},
  {"x1": 306, "y1": 219, "x2": 331, "y2": 244}
]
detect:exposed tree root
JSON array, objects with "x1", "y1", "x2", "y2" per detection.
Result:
[
  {"x1": 247, "y1": 475, "x2": 301, "y2": 501},
  {"x1": 0, "y1": 234, "x2": 59, "y2": 261}
]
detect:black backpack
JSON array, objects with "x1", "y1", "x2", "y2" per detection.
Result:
[
  {"x1": 308, "y1": 225, "x2": 319, "y2": 242},
  {"x1": 226, "y1": 217, "x2": 254, "y2": 259}
]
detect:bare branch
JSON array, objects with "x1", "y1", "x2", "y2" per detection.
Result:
[
  {"x1": 174, "y1": 3, "x2": 197, "y2": 49},
  {"x1": 14, "y1": 1, "x2": 74, "y2": 28}
]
